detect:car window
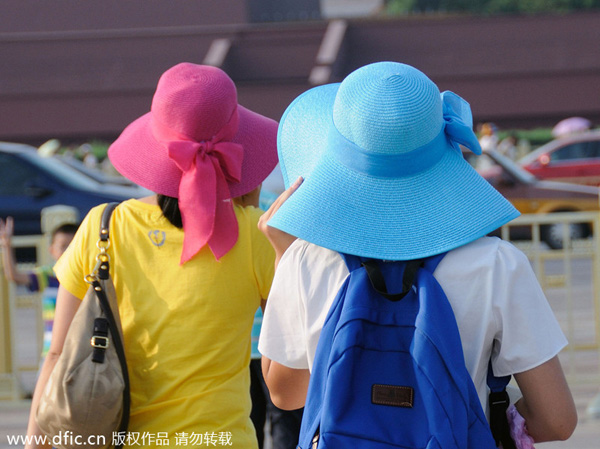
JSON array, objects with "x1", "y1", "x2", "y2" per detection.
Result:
[
  {"x1": 18, "y1": 151, "x2": 100, "y2": 190},
  {"x1": 0, "y1": 153, "x2": 41, "y2": 195},
  {"x1": 550, "y1": 142, "x2": 590, "y2": 161},
  {"x1": 589, "y1": 141, "x2": 600, "y2": 158}
]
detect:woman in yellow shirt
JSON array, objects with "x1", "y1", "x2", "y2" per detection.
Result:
[{"x1": 26, "y1": 63, "x2": 278, "y2": 449}]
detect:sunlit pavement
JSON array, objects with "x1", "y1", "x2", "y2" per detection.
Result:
[{"x1": 1, "y1": 296, "x2": 599, "y2": 449}]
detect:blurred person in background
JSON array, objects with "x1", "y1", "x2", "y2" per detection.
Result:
[
  {"x1": 0, "y1": 218, "x2": 78, "y2": 371},
  {"x1": 250, "y1": 164, "x2": 304, "y2": 449}
]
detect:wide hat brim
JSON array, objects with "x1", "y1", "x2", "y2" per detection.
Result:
[
  {"x1": 108, "y1": 105, "x2": 278, "y2": 199},
  {"x1": 268, "y1": 84, "x2": 520, "y2": 260}
]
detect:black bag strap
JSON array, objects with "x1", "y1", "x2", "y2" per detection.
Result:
[
  {"x1": 92, "y1": 202, "x2": 130, "y2": 445},
  {"x1": 97, "y1": 202, "x2": 118, "y2": 280},
  {"x1": 100, "y1": 202, "x2": 117, "y2": 240},
  {"x1": 361, "y1": 259, "x2": 423, "y2": 302},
  {"x1": 487, "y1": 362, "x2": 516, "y2": 449},
  {"x1": 92, "y1": 279, "x2": 130, "y2": 442}
]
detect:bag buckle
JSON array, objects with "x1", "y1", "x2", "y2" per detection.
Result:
[{"x1": 91, "y1": 336, "x2": 110, "y2": 349}]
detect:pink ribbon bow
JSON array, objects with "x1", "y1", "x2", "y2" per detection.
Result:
[{"x1": 153, "y1": 110, "x2": 244, "y2": 264}]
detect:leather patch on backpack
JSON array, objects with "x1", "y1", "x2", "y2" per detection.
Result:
[{"x1": 372, "y1": 384, "x2": 414, "y2": 408}]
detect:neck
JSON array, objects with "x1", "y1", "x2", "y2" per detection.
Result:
[{"x1": 138, "y1": 195, "x2": 158, "y2": 205}]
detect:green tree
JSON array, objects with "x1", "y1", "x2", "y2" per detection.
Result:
[
  {"x1": 385, "y1": 0, "x2": 600, "y2": 14},
  {"x1": 386, "y1": 0, "x2": 417, "y2": 14}
]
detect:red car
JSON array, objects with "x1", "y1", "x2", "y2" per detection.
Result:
[
  {"x1": 518, "y1": 130, "x2": 600, "y2": 186},
  {"x1": 463, "y1": 149, "x2": 600, "y2": 249}
]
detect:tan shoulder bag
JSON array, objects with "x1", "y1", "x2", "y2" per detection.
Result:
[{"x1": 36, "y1": 202, "x2": 130, "y2": 449}]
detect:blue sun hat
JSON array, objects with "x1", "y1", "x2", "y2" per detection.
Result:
[{"x1": 268, "y1": 61, "x2": 519, "y2": 260}]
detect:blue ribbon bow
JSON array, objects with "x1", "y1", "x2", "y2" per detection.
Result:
[{"x1": 441, "y1": 91, "x2": 482, "y2": 155}]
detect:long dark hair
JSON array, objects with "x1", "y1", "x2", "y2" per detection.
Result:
[{"x1": 157, "y1": 194, "x2": 183, "y2": 229}]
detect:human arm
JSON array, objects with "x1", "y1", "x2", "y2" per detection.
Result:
[
  {"x1": 257, "y1": 176, "x2": 303, "y2": 268},
  {"x1": 258, "y1": 208, "x2": 311, "y2": 410},
  {"x1": 261, "y1": 357, "x2": 310, "y2": 410},
  {"x1": 0, "y1": 217, "x2": 31, "y2": 286},
  {"x1": 25, "y1": 286, "x2": 81, "y2": 449},
  {"x1": 513, "y1": 355, "x2": 577, "y2": 442},
  {"x1": 480, "y1": 241, "x2": 577, "y2": 442},
  {"x1": 258, "y1": 240, "x2": 350, "y2": 413}
]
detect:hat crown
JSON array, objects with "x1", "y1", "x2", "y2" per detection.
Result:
[
  {"x1": 269, "y1": 61, "x2": 519, "y2": 260},
  {"x1": 332, "y1": 62, "x2": 443, "y2": 155},
  {"x1": 151, "y1": 63, "x2": 238, "y2": 141}
]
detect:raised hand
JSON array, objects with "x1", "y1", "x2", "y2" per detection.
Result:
[{"x1": 258, "y1": 176, "x2": 303, "y2": 267}]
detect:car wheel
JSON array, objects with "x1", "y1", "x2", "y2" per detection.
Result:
[{"x1": 541, "y1": 222, "x2": 591, "y2": 249}]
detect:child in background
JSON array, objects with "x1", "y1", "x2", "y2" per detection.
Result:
[{"x1": 0, "y1": 217, "x2": 78, "y2": 364}]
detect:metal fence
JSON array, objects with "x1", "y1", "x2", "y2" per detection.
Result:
[
  {"x1": 501, "y1": 211, "x2": 600, "y2": 417},
  {"x1": 0, "y1": 235, "x2": 46, "y2": 400},
  {"x1": 2, "y1": 211, "x2": 600, "y2": 408},
  {"x1": 501, "y1": 212, "x2": 600, "y2": 357},
  {"x1": 0, "y1": 205, "x2": 77, "y2": 400}
]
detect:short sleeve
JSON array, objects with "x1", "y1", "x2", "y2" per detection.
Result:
[
  {"x1": 258, "y1": 238, "x2": 308, "y2": 369},
  {"x1": 259, "y1": 240, "x2": 350, "y2": 371},
  {"x1": 490, "y1": 241, "x2": 568, "y2": 376},
  {"x1": 54, "y1": 204, "x2": 105, "y2": 299}
]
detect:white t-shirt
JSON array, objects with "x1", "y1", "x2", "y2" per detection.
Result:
[{"x1": 259, "y1": 236, "x2": 567, "y2": 411}]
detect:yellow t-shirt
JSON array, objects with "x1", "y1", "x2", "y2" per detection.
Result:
[{"x1": 54, "y1": 199, "x2": 275, "y2": 449}]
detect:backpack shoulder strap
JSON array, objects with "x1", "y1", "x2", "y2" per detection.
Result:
[
  {"x1": 340, "y1": 252, "x2": 447, "y2": 273},
  {"x1": 340, "y1": 253, "x2": 443, "y2": 303},
  {"x1": 361, "y1": 259, "x2": 421, "y2": 302},
  {"x1": 298, "y1": 257, "x2": 351, "y2": 446},
  {"x1": 422, "y1": 252, "x2": 447, "y2": 273},
  {"x1": 487, "y1": 362, "x2": 516, "y2": 449},
  {"x1": 338, "y1": 252, "x2": 361, "y2": 271}
]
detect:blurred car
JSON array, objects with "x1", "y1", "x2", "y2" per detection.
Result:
[
  {"x1": 0, "y1": 141, "x2": 149, "y2": 236},
  {"x1": 466, "y1": 150, "x2": 600, "y2": 249},
  {"x1": 57, "y1": 155, "x2": 138, "y2": 187},
  {"x1": 518, "y1": 130, "x2": 600, "y2": 186}
]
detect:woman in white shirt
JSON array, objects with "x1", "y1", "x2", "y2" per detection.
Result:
[{"x1": 257, "y1": 61, "x2": 576, "y2": 445}]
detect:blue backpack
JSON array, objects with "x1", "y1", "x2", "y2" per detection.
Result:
[{"x1": 297, "y1": 253, "x2": 514, "y2": 449}]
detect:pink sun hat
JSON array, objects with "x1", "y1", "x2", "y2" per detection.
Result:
[{"x1": 108, "y1": 62, "x2": 278, "y2": 263}]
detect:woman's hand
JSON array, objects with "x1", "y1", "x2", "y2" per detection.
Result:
[{"x1": 258, "y1": 176, "x2": 303, "y2": 267}]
